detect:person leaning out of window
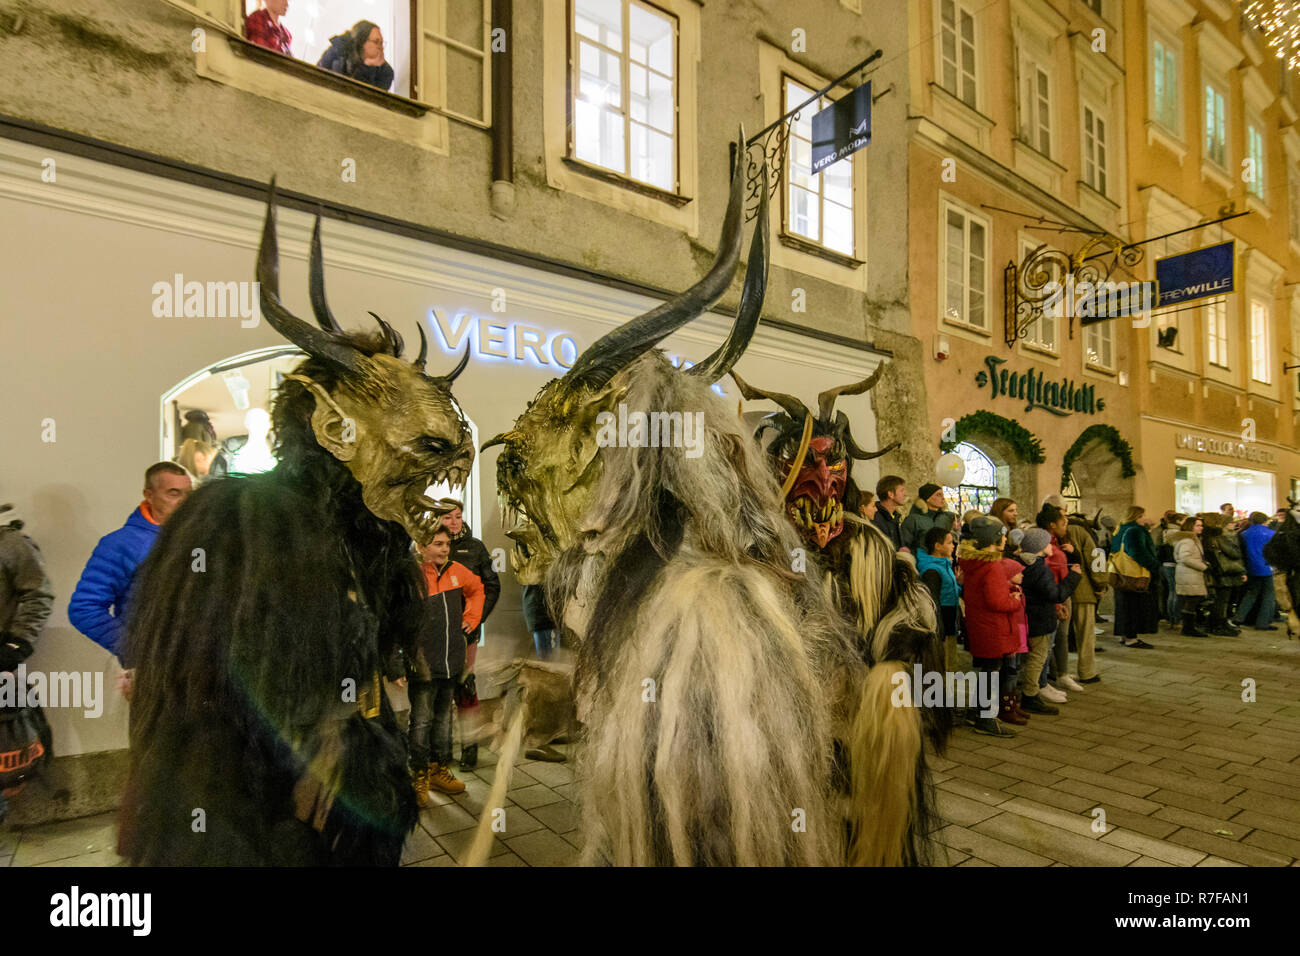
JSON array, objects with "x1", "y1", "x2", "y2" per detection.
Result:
[
  {"x1": 245, "y1": 0, "x2": 292, "y2": 56},
  {"x1": 318, "y1": 20, "x2": 394, "y2": 92}
]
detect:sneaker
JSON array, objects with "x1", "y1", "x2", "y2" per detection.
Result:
[
  {"x1": 1093, "y1": 626, "x2": 1105, "y2": 636},
  {"x1": 524, "y1": 744, "x2": 568, "y2": 763},
  {"x1": 1039, "y1": 684, "x2": 1068, "y2": 704},
  {"x1": 427, "y1": 762, "x2": 467, "y2": 795},
  {"x1": 1057, "y1": 674, "x2": 1085, "y2": 692},
  {"x1": 973, "y1": 717, "x2": 1016, "y2": 738},
  {"x1": 1019, "y1": 693, "x2": 1059, "y2": 715},
  {"x1": 1078, "y1": 675, "x2": 1102, "y2": 684},
  {"x1": 411, "y1": 768, "x2": 434, "y2": 808}
]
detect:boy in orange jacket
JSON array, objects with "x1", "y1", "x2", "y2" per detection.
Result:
[{"x1": 410, "y1": 525, "x2": 484, "y2": 801}]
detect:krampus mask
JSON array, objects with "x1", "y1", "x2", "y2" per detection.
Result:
[
  {"x1": 730, "y1": 368, "x2": 898, "y2": 549},
  {"x1": 258, "y1": 182, "x2": 474, "y2": 544},
  {"x1": 484, "y1": 132, "x2": 767, "y2": 585}
]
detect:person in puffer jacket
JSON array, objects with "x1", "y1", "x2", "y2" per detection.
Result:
[
  {"x1": 1170, "y1": 516, "x2": 1209, "y2": 637},
  {"x1": 408, "y1": 525, "x2": 484, "y2": 803},
  {"x1": 958, "y1": 516, "x2": 1023, "y2": 737},
  {"x1": 1016, "y1": 528, "x2": 1080, "y2": 715}
]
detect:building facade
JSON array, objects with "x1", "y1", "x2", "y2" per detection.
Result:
[{"x1": 0, "y1": 0, "x2": 919, "y2": 817}]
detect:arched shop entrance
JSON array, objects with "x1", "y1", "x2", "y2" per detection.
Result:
[
  {"x1": 940, "y1": 411, "x2": 1044, "y2": 513},
  {"x1": 160, "y1": 347, "x2": 484, "y2": 531},
  {"x1": 943, "y1": 442, "x2": 1001, "y2": 514},
  {"x1": 1060, "y1": 424, "x2": 1136, "y2": 521}
]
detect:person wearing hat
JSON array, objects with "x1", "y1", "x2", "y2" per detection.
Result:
[
  {"x1": 900, "y1": 483, "x2": 956, "y2": 554},
  {"x1": 958, "y1": 515, "x2": 1023, "y2": 737},
  {"x1": 1016, "y1": 525, "x2": 1081, "y2": 714}
]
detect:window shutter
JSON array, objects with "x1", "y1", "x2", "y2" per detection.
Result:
[{"x1": 416, "y1": 0, "x2": 491, "y2": 125}]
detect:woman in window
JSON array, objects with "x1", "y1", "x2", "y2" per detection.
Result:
[{"x1": 318, "y1": 21, "x2": 393, "y2": 92}]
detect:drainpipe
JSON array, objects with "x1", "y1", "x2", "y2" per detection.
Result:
[{"x1": 490, "y1": 0, "x2": 514, "y2": 219}]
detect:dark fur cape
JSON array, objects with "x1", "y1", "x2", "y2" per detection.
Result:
[{"x1": 118, "y1": 356, "x2": 422, "y2": 866}]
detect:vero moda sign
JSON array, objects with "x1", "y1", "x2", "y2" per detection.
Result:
[{"x1": 810, "y1": 81, "x2": 871, "y2": 173}]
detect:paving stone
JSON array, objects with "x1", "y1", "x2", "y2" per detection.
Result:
[
  {"x1": 1141, "y1": 744, "x2": 1232, "y2": 770},
  {"x1": 505, "y1": 829, "x2": 578, "y2": 866},
  {"x1": 435, "y1": 827, "x2": 509, "y2": 864},
  {"x1": 1106, "y1": 715, "x2": 1197, "y2": 739},
  {"x1": 972, "y1": 813, "x2": 1138, "y2": 867},
  {"x1": 946, "y1": 763, "x2": 1021, "y2": 792},
  {"x1": 1100, "y1": 829, "x2": 1208, "y2": 866},
  {"x1": 507, "y1": 784, "x2": 566, "y2": 810},
  {"x1": 1120, "y1": 731, "x2": 1194, "y2": 751},
  {"x1": 932, "y1": 824, "x2": 1053, "y2": 867},
  {"x1": 936, "y1": 777, "x2": 1014, "y2": 807},
  {"x1": 1196, "y1": 856, "x2": 1246, "y2": 867},
  {"x1": 520, "y1": 761, "x2": 576, "y2": 788},
  {"x1": 995, "y1": 797, "x2": 1099, "y2": 838},
  {"x1": 955, "y1": 857, "x2": 995, "y2": 866},
  {"x1": 472, "y1": 764, "x2": 540, "y2": 791},
  {"x1": 1012, "y1": 743, "x2": 1128, "y2": 774},
  {"x1": 1153, "y1": 807, "x2": 1248, "y2": 839},
  {"x1": 528, "y1": 799, "x2": 580, "y2": 835},
  {"x1": 1149, "y1": 789, "x2": 1245, "y2": 820},
  {"x1": 33, "y1": 848, "x2": 126, "y2": 867},
  {"x1": 931, "y1": 756, "x2": 960, "y2": 772},
  {"x1": 931, "y1": 842, "x2": 970, "y2": 866},
  {"x1": 1005, "y1": 727, "x2": 1097, "y2": 753},
  {"x1": 1231, "y1": 810, "x2": 1300, "y2": 842},
  {"x1": 1228, "y1": 790, "x2": 1300, "y2": 824},
  {"x1": 1090, "y1": 743, "x2": 1161, "y2": 766},
  {"x1": 1258, "y1": 757, "x2": 1300, "y2": 779},
  {"x1": 401, "y1": 826, "x2": 446, "y2": 865},
  {"x1": 1222, "y1": 774, "x2": 1298, "y2": 801},
  {"x1": 937, "y1": 790, "x2": 1002, "y2": 826},
  {"x1": 1189, "y1": 732, "x2": 1299, "y2": 761},
  {"x1": 1055, "y1": 765, "x2": 1159, "y2": 798},
  {"x1": 1129, "y1": 856, "x2": 1174, "y2": 866},
  {"x1": 0, "y1": 828, "x2": 17, "y2": 858},
  {"x1": 976, "y1": 745, "x2": 1068, "y2": 773},
  {"x1": 1095, "y1": 806, "x2": 1180, "y2": 840},
  {"x1": 1166, "y1": 828, "x2": 1292, "y2": 867},
  {"x1": 418, "y1": 801, "x2": 478, "y2": 837},
  {"x1": 1005, "y1": 781, "x2": 1094, "y2": 813},
  {"x1": 1242, "y1": 829, "x2": 1300, "y2": 862},
  {"x1": 485, "y1": 851, "x2": 530, "y2": 867},
  {"x1": 1109, "y1": 763, "x2": 1244, "y2": 802},
  {"x1": 405, "y1": 854, "x2": 459, "y2": 867},
  {"x1": 986, "y1": 761, "x2": 1065, "y2": 787},
  {"x1": 551, "y1": 782, "x2": 580, "y2": 802},
  {"x1": 1051, "y1": 778, "x2": 1164, "y2": 815},
  {"x1": 10, "y1": 814, "x2": 118, "y2": 867},
  {"x1": 946, "y1": 746, "x2": 1011, "y2": 771}
]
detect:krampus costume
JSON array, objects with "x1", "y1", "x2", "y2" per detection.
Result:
[
  {"x1": 481, "y1": 136, "x2": 926, "y2": 865},
  {"x1": 729, "y1": 370, "x2": 951, "y2": 865},
  {"x1": 118, "y1": 186, "x2": 474, "y2": 865}
]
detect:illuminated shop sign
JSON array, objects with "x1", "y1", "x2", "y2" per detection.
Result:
[
  {"x1": 974, "y1": 355, "x2": 1104, "y2": 416},
  {"x1": 1175, "y1": 432, "x2": 1276, "y2": 465},
  {"x1": 428, "y1": 308, "x2": 578, "y2": 370}
]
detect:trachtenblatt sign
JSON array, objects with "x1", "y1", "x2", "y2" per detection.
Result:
[
  {"x1": 974, "y1": 356, "x2": 1105, "y2": 417},
  {"x1": 810, "y1": 81, "x2": 871, "y2": 173}
]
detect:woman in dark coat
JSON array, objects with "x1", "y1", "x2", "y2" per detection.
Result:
[
  {"x1": 318, "y1": 20, "x2": 394, "y2": 92},
  {"x1": 1111, "y1": 506, "x2": 1160, "y2": 648}
]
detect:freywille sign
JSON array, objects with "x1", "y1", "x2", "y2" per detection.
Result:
[
  {"x1": 974, "y1": 356, "x2": 1105, "y2": 417},
  {"x1": 1176, "y1": 432, "x2": 1277, "y2": 465}
]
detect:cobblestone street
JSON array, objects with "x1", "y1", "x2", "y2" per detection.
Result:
[{"x1": 4, "y1": 618, "x2": 1298, "y2": 868}]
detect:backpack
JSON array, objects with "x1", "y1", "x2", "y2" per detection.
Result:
[{"x1": 0, "y1": 702, "x2": 52, "y2": 794}]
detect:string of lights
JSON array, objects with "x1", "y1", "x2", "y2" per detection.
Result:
[{"x1": 1242, "y1": 0, "x2": 1300, "y2": 72}]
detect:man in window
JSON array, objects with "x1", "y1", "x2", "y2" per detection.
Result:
[{"x1": 246, "y1": 0, "x2": 293, "y2": 57}]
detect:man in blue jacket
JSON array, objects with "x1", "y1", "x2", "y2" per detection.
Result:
[
  {"x1": 1234, "y1": 511, "x2": 1277, "y2": 630},
  {"x1": 68, "y1": 462, "x2": 192, "y2": 664}
]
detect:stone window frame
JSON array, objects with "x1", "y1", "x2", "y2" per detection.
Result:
[
  {"x1": 939, "y1": 195, "x2": 992, "y2": 337},
  {"x1": 934, "y1": 0, "x2": 981, "y2": 111},
  {"x1": 1145, "y1": 0, "x2": 1194, "y2": 161}
]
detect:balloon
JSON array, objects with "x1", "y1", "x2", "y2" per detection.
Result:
[{"x1": 937, "y1": 452, "x2": 965, "y2": 488}]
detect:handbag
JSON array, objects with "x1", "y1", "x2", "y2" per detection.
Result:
[
  {"x1": 1108, "y1": 540, "x2": 1151, "y2": 593},
  {"x1": 0, "y1": 703, "x2": 52, "y2": 793}
]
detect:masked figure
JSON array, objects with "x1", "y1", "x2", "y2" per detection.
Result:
[
  {"x1": 118, "y1": 185, "x2": 474, "y2": 865},
  {"x1": 729, "y1": 370, "x2": 951, "y2": 865}
]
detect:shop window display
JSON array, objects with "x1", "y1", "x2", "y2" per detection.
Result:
[
  {"x1": 1175, "y1": 459, "x2": 1275, "y2": 517},
  {"x1": 943, "y1": 441, "x2": 999, "y2": 514}
]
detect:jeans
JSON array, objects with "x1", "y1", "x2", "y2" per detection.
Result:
[
  {"x1": 533, "y1": 628, "x2": 561, "y2": 660},
  {"x1": 1160, "y1": 564, "x2": 1179, "y2": 621},
  {"x1": 1235, "y1": 575, "x2": 1277, "y2": 628},
  {"x1": 408, "y1": 678, "x2": 457, "y2": 769}
]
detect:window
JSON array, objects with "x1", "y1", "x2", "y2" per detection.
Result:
[
  {"x1": 1207, "y1": 298, "x2": 1229, "y2": 368},
  {"x1": 1251, "y1": 300, "x2": 1272, "y2": 383},
  {"x1": 1290, "y1": 174, "x2": 1300, "y2": 245},
  {"x1": 571, "y1": 0, "x2": 678, "y2": 192},
  {"x1": 1084, "y1": 320, "x2": 1114, "y2": 370},
  {"x1": 942, "y1": 442, "x2": 1000, "y2": 515},
  {"x1": 939, "y1": 0, "x2": 977, "y2": 108},
  {"x1": 783, "y1": 78, "x2": 855, "y2": 257},
  {"x1": 1152, "y1": 35, "x2": 1178, "y2": 131},
  {"x1": 1205, "y1": 82, "x2": 1227, "y2": 167},
  {"x1": 1019, "y1": 239, "x2": 1059, "y2": 351},
  {"x1": 1019, "y1": 62, "x2": 1052, "y2": 156},
  {"x1": 943, "y1": 202, "x2": 988, "y2": 330},
  {"x1": 1062, "y1": 472, "x2": 1082, "y2": 513},
  {"x1": 1155, "y1": 305, "x2": 1181, "y2": 353},
  {"x1": 1247, "y1": 122, "x2": 1266, "y2": 199},
  {"x1": 1083, "y1": 104, "x2": 1108, "y2": 195}
]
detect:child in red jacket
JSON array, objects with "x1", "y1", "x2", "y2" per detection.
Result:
[{"x1": 958, "y1": 516, "x2": 1023, "y2": 737}]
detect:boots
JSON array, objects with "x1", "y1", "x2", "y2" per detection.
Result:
[
  {"x1": 411, "y1": 767, "x2": 434, "y2": 809},
  {"x1": 459, "y1": 743, "x2": 478, "y2": 770},
  {"x1": 1181, "y1": 613, "x2": 1209, "y2": 637},
  {"x1": 999, "y1": 694, "x2": 1028, "y2": 725},
  {"x1": 1011, "y1": 689, "x2": 1031, "y2": 720},
  {"x1": 973, "y1": 716, "x2": 1016, "y2": 738},
  {"x1": 427, "y1": 762, "x2": 467, "y2": 795},
  {"x1": 1019, "y1": 692, "x2": 1059, "y2": 715}
]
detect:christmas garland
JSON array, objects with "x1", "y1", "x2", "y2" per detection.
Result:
[
  {"x1": 1060, "y1": 424, "x2": 1137, "y2": 491},
  {"x1": 939, "y1": 411, "x2": 1046, "y2": 463}
]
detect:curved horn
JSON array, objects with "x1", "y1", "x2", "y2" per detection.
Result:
[
  {"x1": 816, "y1": 363, "x2": 888, "y2": 421},
  {"x1": 564, "y1": 125, "x2": 749, "y2": 391},
  {"x1": 839, "y1": 410, "x2": 899, "y2": 461},
  {"x1": 433, "y1": 342, "x2": 471, "y2": 385},
  {"x1": 308, "y1": 213, "x2": 344, "y2": 333},
  {"x1": 480, "y1": 432, "x2": 508, "y2": 452},
  {"x1": 367, "y1": 311, "x2": 404, "y2": 357},
  {"x1": 687, "y1": 161, "x2": 769, "y2": 382},
  {"x1": 414, "y1": 322, "x2": 429, "y2": 371},
  {"x1": 257, "y1": 179, "x2": 360, "y2": 372},
  {"x1": 729, "y1": 371, "x2": 810, "y2": 423}
]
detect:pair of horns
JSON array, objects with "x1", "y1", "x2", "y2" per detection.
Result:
[
  {"x1": 562, "y1": 126, "x2": 770, "y2": 392},
  {"x1": 257, "y1": 178, "x2": 469, "y2": 384},
  {"x1": 730, "y1": 366, "x2": 896, "y2": 461}
]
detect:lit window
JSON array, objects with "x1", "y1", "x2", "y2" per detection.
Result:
[
  {"x1": 1205, "y1": 82, "x2": 1227, "y2": 167},
  {"x1": 1084, "y1": 320, "x2": 1114, "y2": 370},
  {"x1": 1251, "y1": 300, "x2": 1272, "y2": 383},
  {"x1": 1206, "y1": 298, "x2": 1228, "y2": 368},
  {"x1": 1155, "y1": 306, "x2": 1180, "y2": 353},
  {"x1": 1290, "y1": 175, "x2": 1300, "y2": 245},
  {"x1": 939, "y1": 0, "x2": 977, "y2": 108},
  {"x1": 1152, "y1": 36, "x2": 1178, "y2": 131},
  {"x1": 1019, "y1": 239, "x2": 1058, "y2": 351},
  {"x1": 1083, "y1": 104, "x2": 1108, "y2": 195},
  {"x1": 1020, "y1": 63, "x2": 1052, "y2": 155},
  {"x1": 1247, "y1": 123, "x2": 1266, "y2": 199},
  {"x1": 571, "y1": 0, "x2": 677, "y2": 192},
  {"x1": 244, "y1": 0, "x2": 407, "y2": 95},
  {"x1": 942, "y1": 442, "x2": 1000, "y2": 515},
  {"x1": 943, "y1": 203, "x2": 988, "y2": 330},
  {"x1": 784, "y1": 78, "x2": 855, "y2": 257}
]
